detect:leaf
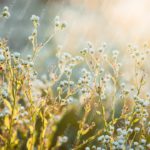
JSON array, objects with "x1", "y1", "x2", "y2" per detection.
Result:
[
  {"x1": 3, "y1": 99, "x2": 12, "y2": 113},
  {"x1": 10, "y1": 131, "x2": 18, "y2": 147},
  {"x1": 29, "y1": 126, "x2": 34, "y2": 134},
  {"x1": 34, "y1": 112, "x2": 43, "y2": 146},
  {"x1": 4, "y1": 116, "x2": 10, "y2": 129},
  {"x1": 132, "y1": 118, "x2": 139, "y2": 124},
  {"x1": 96, "y1": 111, "x2": 101, "y2": 115},
  {"x1": 80, "y1": 128, "x2": 90, "y2": 135},
  {"x1": 26, "y1": 137, "x2": 33, "y2": 150},
  {"x1": 0, "y1": 134, "x2": 6, "y2": 143}
]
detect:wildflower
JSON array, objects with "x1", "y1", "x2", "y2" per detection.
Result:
[
  {"x1": 27, "y1": 55, "x2": 32, "y2": 60},
  {"x1": 1, "y1": 107, "x2": 10, "y2": 116},
  {"x1": 3, "y1": 6, "x2": 9, "y2": 12},
  {"x1": 113, "y1": 141, "x2": 118, "y2": 146},
  {"x1": 89, "y1": 47, "x2": 94, "y2": 55},
  {"x1": 85, "y1": 147, "x2": 90, "y2": 150},
  {"x1": 55, "y1": 16, "x2": 60, "y2": 27},
  {"x1": 80, "y1": 48, "x2": 88, "y2": 55},
  {"x1": 128, "y1": 128, "x2": 133, "y2": 134},
  {"x1": 138, "y1": 145, "x2": 144, "y2": 150},
  {"x1": 134, "y1": 127, "x2": 140, "y2": 132},
  {"x1": 28, "y1": 35, "x2": 34, "y2": 41},
  {"x1": 31, "y1": 15, "x2": 39, "y2": 22},
  {"x1": 81, "y1": 87, "x2": 88, "y2": 94},
  {"x1": 64, "y1": 67, "x2": 72, "y2": 76},
  {"x1": 62, "y1": 136, "x2": 68, "y2": 143},
  {"x1": 0, "y1": 54, "x2": 5, "y2": 63},
  {"x1": 13, "y1": 52, "x2": 20, "y2": 59},
  {"x1": 0, "y1": 113, "x2": 4, "y2": 118},
  {"x1": 29, "y1": 61, "x2": 34, "y2": 68},
  {"x1": 54, "y1": 16, "x2": 67, "y2": 30},
  {"x1": 61, "y1": 21, "x2": 67, "y2": 30},
  {"x1": 30, "y1": 15, "x2": 40, "y2": 27},
  {"x1": 67, "y1": 97, "x2": 74, "y2": 104},
  {"x1": 22, "y1": 60, "x2": 28, "y2": 66},
  {"x1": 117, "y1": 128, "x2": 122, "y2": 134},
  {"x1": 2, "y1": 6, "x2": 10, "y2": 18},
  {"x1": 69, "y1": 81, "x2": 74, "y2": 86},
  {"x1": 125, "y1": 120, "x2": 130, "y2": 125},
  {"x1": 2, "y1": 90, "x2": 8, "y2": 98},
  {"x1": 20, "y1": 106, "x2": 24, "y2": 111},
  {"x1": 104, "y1": 135, "x2": 110, "y2": 143},
  {"x1": 123, "y1": 89, "x2": 130, "y2": 95},
  {"x1": 134, "y1": 142, "x2": 139, "y2": 146},
  {"x1": 118, "y1": 139, "x2": 124, "y2": 145},
  {"x1": 92, "y1": 145, "x2": 96, "y2": 149},
  {"x1": 121, "y1": 129, "x2": 127, "y2": 136},
  {"x1": 97, "y1": 135, "x2": 104, "y2": 142},
  {"x1": 98, "y1": 47, "x2": 104, "y2": 53},
  {"x1": 75, "y1": 56, "x2": 84, "y2": 61},
  {"x1": 62, "y1": 52, "x2": 72, "y2": 60},
  {"x1": 17, "y1": 64, "x2": 22, "y2": 71},
  {"x1": 140, "y1": 139, "x2": 146, "y2": 145},
  {"x1": 58, "y1": 136, "x2": 68, "y2": 144},
  {"x1": 112, "y1": 50, "x2": 119, "y2": 60}
]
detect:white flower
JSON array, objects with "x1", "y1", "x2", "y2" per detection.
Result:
[
  {"x1": 13, "y1": 52, "x2": 20, "y2": 58},
  {"x1": 30, "y1": 15, "x2": 39, "y2": 22},
  {"x1": 0, "y1": 54, "x2": 5, "y2": 63},
  {"x1": 30, "y1": 15, "x2": 40, "y2": 26},
  {"x1": 67, "y1": 97, "x2": 74, "y2": 104},
  {"x1": 62, "y1": 136, "x2": 68, "y2": 143},
  {"x1": 134, "y1": 127, "x2": 140, "y2": 132},
  {"x1": 141, "y1": 139, "x2": 146, "y2": 145},
  {"x1": 2, "y1": 6, "x2": 10, "y2": 18},
  {"x1": 85, "y1": 147, "x2": 90, "y2": 150}
]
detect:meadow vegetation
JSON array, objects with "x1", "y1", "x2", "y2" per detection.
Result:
[{"x1": 0, "y1": 6, "x2": 150, "y2": 150}]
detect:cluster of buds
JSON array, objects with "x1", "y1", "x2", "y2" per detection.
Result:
[
  {"x1": 30, "y1": 15, "x2": 40, "y2": 28},
  {"x1": 1, "y1": 6, "x2": 10, "y2": 19},
  {"x1": 54, "y1": 16, "x2": 67, "y2": 31},
  {"x1": 80, "y1": 41, "x2": 95, "y2": 56}
]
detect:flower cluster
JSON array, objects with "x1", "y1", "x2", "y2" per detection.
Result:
[{"x1": 1, "y1": 6, "x2": 10, "y2": 18}]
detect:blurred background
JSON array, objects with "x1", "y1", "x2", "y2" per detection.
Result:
[{"x1": 0, "y1": 0, "x2": 150, "y2": 72}]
